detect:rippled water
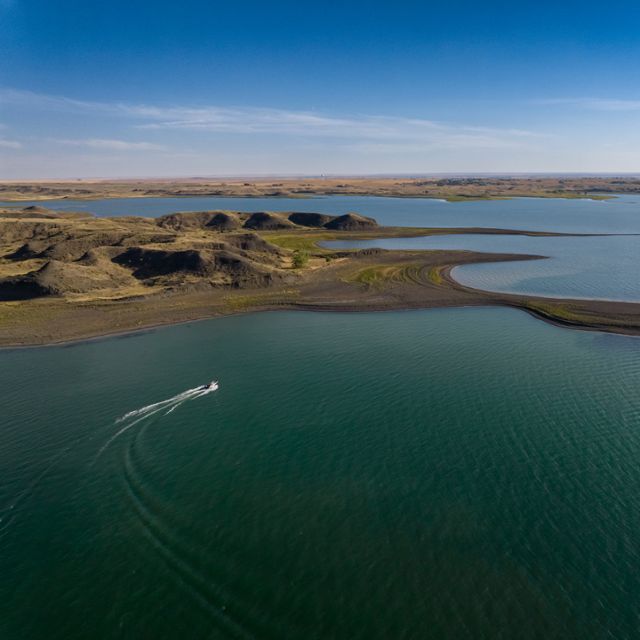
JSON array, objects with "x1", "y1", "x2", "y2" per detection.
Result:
[
  {"x1": 2, "y1": 194, "x2": 640, "y2": 637},
  {"x1": 324, "y1": 234, "x2": 640, "y2": 302},
  {"x1": 2, "y1": 308, "x2": 640, "y2": 639},
  {"x1": 2, "y1": 194, "x2": 640, "y2": 233}
]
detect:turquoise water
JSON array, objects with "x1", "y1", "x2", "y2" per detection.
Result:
[
  {"x1": 324, "y1": 234, "x2": 640, "y2": 302},
  {"x1": 2, "y1": 194, "x2": 640, "y2": 233},
  {"x1": 2, "y1": 308, "x2": 640, "y2": 639}
]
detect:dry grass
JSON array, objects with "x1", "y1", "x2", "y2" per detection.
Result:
[
  {"x1": 0, "y1": 176, "x2": 636, "y2": 202},
  {"x1": 223, "y1": 289, "x2": 300, "y2": 311}
]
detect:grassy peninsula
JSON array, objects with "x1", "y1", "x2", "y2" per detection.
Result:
[{"x1": 0, "y1": 206, "x2": 639, "y2": 347}]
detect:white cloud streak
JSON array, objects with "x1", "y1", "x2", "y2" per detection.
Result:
[
  {"x1": 0, "y1": 138, "x2": 22, "y2": 149},
  {"x1": 54, "y1": 138, "x2": 165, "y2": 151},
  {"x1": 0, "y1": 87, "x2": 543, "y2": 150},
  {"x1": 540, "y1": 97, "x2": 640, "y2": 111}
]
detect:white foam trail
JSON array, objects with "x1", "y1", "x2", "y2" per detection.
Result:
[
  {"x1": 116, "y1": 386, "x2": 208, "y2": 422},
  {"x1": 95, "y1": 383, "x2": 218, "y2": 459}
]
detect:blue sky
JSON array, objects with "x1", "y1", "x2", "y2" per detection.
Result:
[{"x1": 1, "y1": 0, "x2": 640, "y2": 178}]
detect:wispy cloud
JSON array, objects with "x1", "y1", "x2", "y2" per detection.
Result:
[
  {"x1": 350, "y1": 134, "x2": 533, "y2": 154},
  {"x1": 540, "y1": 97, "x2": 640, "y2": 112},
  {"x1": 0, "y1": 87, "x2": 543, "y2": 150},
  {"x1": 54, "y1": 138, "x2": 165, "y2": 151},
  {"x1": 0, "y1": 138, "x2": 22, "y2": 149}
]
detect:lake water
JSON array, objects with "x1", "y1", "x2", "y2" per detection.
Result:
[
  {"x1": 2, "y1": 308, "x2": 640, "y2": 639},
  {"x1": 2, "y1": 195, "x2": 640, "y2": 637},
  {"x1": 2, "y1": 194, "x2": 640, "y2": 233}
]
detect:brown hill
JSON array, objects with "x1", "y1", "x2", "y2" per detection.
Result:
[
  {"x1": 157, "y1": 211, "x2": 242, "y2": 232},
  {"x1": 112, "y1": 246, "x2": 282, "y2": 288},
  {"x1": 243, "y1": 212, "x2": 296, "y2": 230},
  {"x1": 324, "y1": 213, "x2": 378, "y2": 230},
  {"x1": 0, "y1": 207, "x2": 378, "y2": 303},
  {"x1": 0, "y1": 258, "x2": 134, "y2": 299},
  {"x1": 287, "y1": 212, "x2": 333, "y2": 228}
]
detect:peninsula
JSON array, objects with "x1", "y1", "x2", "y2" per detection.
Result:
[{"x1": 0, "y1": 206, "x2": 638, "y2": 346}]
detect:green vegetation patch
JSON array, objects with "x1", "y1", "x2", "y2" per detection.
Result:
[
  {"x1": 427, "y1": 266, "x2": 445, "y2": 285},
  {"x1": 291, "y1": 249, "x2": 310, "y2": 269},
  {"x1": 264, "y1": 232, "x2": 336, "y2": 252},
  {"x1": 346, "y1": 263, "x2": 424, "y2": 290},
  {"x1": 224, "y1": 289, "x2": 301, "y2": 311},
  {"x1": 525, "y1": 301, "x2": 588, "y2": 324}
]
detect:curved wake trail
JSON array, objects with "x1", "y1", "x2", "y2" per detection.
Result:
[
  {"x1": 116, "y1": 386, "x2": 214, "y2": 423},
  {"x1": 95, "y1": 384, "x2": 218, "y2": 460}
]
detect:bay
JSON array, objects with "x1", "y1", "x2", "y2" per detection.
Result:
[
  {"x1": 324, "y1": 233, "x2": 640, "y2": 302},
  {"x1": 1, "y1": 308, "x2": 640, "y2": 639}
]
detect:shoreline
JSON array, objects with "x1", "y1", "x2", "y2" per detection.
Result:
[
  {"x1": 3, "y1": 256, "x2": 640, "y2": 349},
  {"x1": 0, "y1": 192, "x2": 616, "y2": 203},
  {"x1": 1, "y1": 208, "x2": 638, "y2": 348},
  {"x1": 3, "y1": 294, "x2": 639, "y2": 352},
  {"x1": 1, "y1": 176, "x2": 637, "y2": 203}
]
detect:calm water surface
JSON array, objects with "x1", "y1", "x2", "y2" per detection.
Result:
[
  {"x1": 2, "y1": 194, "x2": 640, "y2": 233},
  {"x1": 324, "y1": 234, "x2": 640, "y2": 302},
  {"x1": 2, "y1": 308, "x2": 640, "y2": 639}
]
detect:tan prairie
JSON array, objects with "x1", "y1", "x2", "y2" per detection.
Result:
[{"x1": 0, "y1": 176, "x2": 639, "y2": 202}]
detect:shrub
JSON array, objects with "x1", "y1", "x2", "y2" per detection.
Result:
[{"x1": 292, "y1": 249, "x2": 309, "y2": 269}]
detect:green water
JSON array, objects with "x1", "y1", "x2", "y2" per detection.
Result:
[{"x1": 1, "y1": 308, "x2": 639, "y2": 639}]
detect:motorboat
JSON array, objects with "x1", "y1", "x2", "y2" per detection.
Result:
[{"x1": 201, "y1": 380, "x2": 219, "y2": 391}]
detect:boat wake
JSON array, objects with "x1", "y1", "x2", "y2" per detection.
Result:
[
  {"x1": 117, "y1": 383, "x2": 218, "y2": 423},
  {"x1": 95, "y1": 382, "x2": 219, "y2": 459}
]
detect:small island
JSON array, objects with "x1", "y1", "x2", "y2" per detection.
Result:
[{"x1": 0, "y1": 205, "x2": 639, "y2": 346}]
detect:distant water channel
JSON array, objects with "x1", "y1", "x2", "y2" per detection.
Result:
[
  {"x1": 2, "y1": 193, "x2": 640, "y2": 233},
  {"x1": 2, "y1": 308, "x2": 640, "y2": 639}
]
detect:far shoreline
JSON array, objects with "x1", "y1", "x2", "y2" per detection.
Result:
[
  {"x1": 0, "y1": 192, "x2": 617, "y2": 204},
  {"x1": 1, "y1": 176, "x2": 636, "y2": 203}
]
